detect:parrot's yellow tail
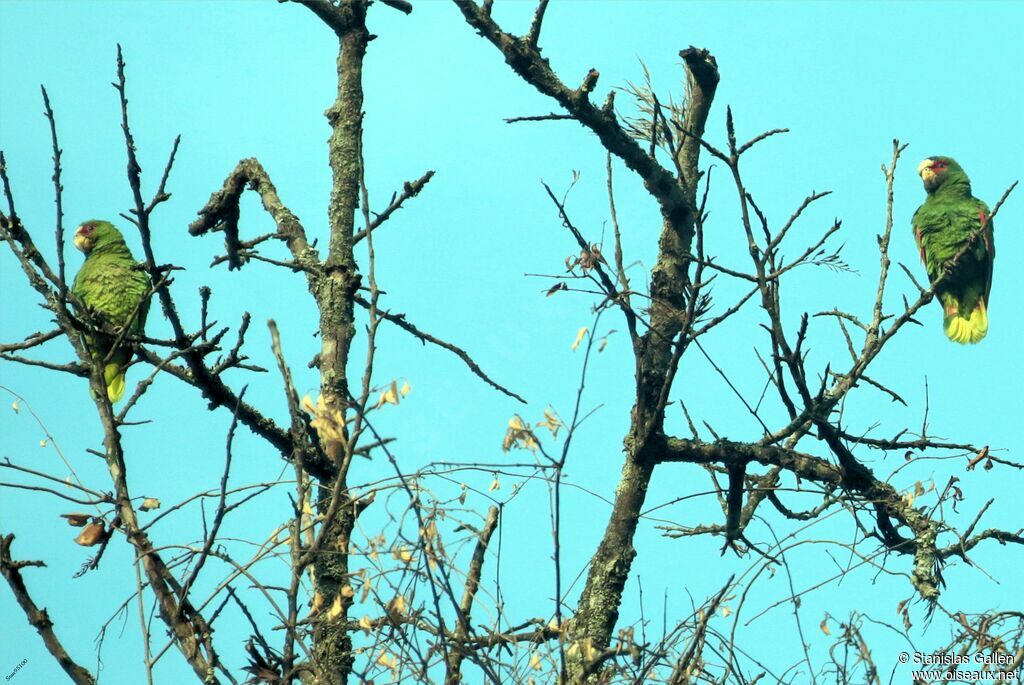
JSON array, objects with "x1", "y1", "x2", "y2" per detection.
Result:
[
  {"x1": 943, "y1": 299, "x2": 988, "y2": 345},
  {"x1": 104, "y1": 362, "x2": 127, "y2": 402}
]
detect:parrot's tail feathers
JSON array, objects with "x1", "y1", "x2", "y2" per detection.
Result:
[
  {"x1": 104, "y1": 362, "x2": 127, "y2": 402},
  {"x1": 943, "y1": 299, "x2": 988, "y2": 345}
]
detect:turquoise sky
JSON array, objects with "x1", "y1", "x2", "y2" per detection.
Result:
[{"x1": 2, "y1": 1, "x2": 1022, "y2": 683}]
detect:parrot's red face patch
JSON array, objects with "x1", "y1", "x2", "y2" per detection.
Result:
[
  {"x1": 918, "y1": 159, "x2": 944, "y2": 192},
  {"x1": 73, "y1": 223, "x2": 97, "y2": 253}
]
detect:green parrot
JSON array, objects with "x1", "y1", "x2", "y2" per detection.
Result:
[
  {"x1": 912, "y1": 157, "x2": 994, "y2": 344},
  {"x1": 71, "y1": 220, "x2": 151, "y2": 401}
]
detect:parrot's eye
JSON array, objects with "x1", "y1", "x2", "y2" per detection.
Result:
[
  {"x1": 83, "y1": 225, "x2": 94, "y2": 234},
  {"x1": 933, "y1": 161, "x2": 947, "y2": 171}
]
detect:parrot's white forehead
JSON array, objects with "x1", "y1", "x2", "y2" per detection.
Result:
[{"x1": 917, "y1": 159, "x2": 933, "y2": 175}]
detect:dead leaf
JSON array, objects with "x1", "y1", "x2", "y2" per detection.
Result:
[
  {"x1": 897, "y1": 600, "x2": 912, "y2": 631},
  {"x1": 75, "y1": 523, "x2": 109, "y2": 547},
  {"x1": 967, "y1": 446, "x2": 989, "y2": 471},
  {"x1": 360, "y1": 577, "x2": 373, "y2": 603},
  {"x1": 819, "y1": 616, "x2": 831, "y2": 636},
  {"x1": 302, "y1": 394, "x2": 348, "y2": 443},
  {"x1": 571, "y1": 327, "x2": 588, "y2": 351},
  {"x1": 578, "y1": 244, "x2": 606, "y2": 271},
  {"x1": 139, "y1": 497, "x2": 161, "y2": 512},
  {"x1": 536, "y1": 408, "x2": 562, "y2": 437},
  {"x1": 11, "y1": 400, "x2": 19, "y2": 413},
  {"x1": 393, "y1": 547, "x2": 415, "y2": 564},
  {"x1": 387, "y1": 595, "x2": 406, "y2": 617},
  {"x1": 359, "y1": 615, "x2": 373, "y2": 634},
  {"x1": 60, "y1": 513, "x2": 91, "y2": 527},
  {"x1": 546, "y1": 282, "x2": 568, "y2": 297},
  {"x1": 309, "y1": 592, "x2": 325, "y2": 617},
  {"x1": 376, "y1": 381, "x2": 401, "y2": 409},
  {"x1": 502, "y1": 415, "x2": 539, "y2": 452},
  {"x1": 326, "y1": 594, "x2": 343, "y2": 621}
]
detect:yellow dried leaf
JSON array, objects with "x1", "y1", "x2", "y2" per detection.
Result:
[
  {"x1": 377, "y1": 651, "x2": 395, "y2": 669},
  {"x1": 359, "y1": 615, "x2": 373, "y2": 634},
  {"x1": 488, "y1": 476, "x2": 501, "y2": 492},
  {"x1": 60, "y1": 513, "x2": 91, "y2": 527},
  {"x1": 302, "y1": 394, "x2": 349, "y2": 443},
  {"x1": 11, "y1": 400, "x2": 19, "y2": 413},
  {"x1": 967, "y1": 446, "x2": 989, "y2": 471},
  {"x1": 503, "y1": 415, "x2": 539, "y2": 452},
  {"x1": 39, "y1": 439, "x2": 47, "y2": 448},
  {"x1": 820, "y1": 617, "x2": 831, "y2": 636},
  {"x1": 139, "y1": 497, "x2": 161, "y2": 512},
  {"x1": 376, "y1": 381, "x2": 400, "y2": 409},
  {"x1": 309, "y1": 592, "x2": 325, "y2": 617},
  {"x1": 718, "y1": 605, "x2": 732, "y2": 618},
  {"x1": 393, "y1": 547, "x2": 415, "y2": 564},
  {"x1": 537, "y1": 408, "x2": 562, "y2": 437},
  {"x1": 547, "y1": 617, "x2": 569, "y2": 636},
  {"x1": 581, "y1": 637, "x2": 596, "y2": 661},
  {"x1": 400, "y1": 381, "x2": 411, "y2": 397},
  {"x1": 388, "y1": 595, "x2": 407, "y2": 616},
  {"x1": 571, "y1": 327, "x2": 588, "y2": 351},
  {"x1": 341, "y1": 584, "x2": 355, "y2": 599},
  {"x1": 529, "y1": 653, "x2": 542, "y2": 671},
  {"x1": 327, "y1": 594, "x2": 344, "y2": 621}
]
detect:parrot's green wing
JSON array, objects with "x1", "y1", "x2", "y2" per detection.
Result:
[{"x1": 71, "y1": 221, "x2": 150, "y2": 401}]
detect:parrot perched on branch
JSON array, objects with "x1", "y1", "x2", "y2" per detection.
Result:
[
  {"x1": 912, "y1": 157, "x2": 994, "y2": 344},
  {"x1": 71, "y1": 220, "x2": 151, "y2": 401}
]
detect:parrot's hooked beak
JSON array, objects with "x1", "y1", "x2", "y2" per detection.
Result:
[
  {"x1": 73, "y1": 226, "x2": 94, "y2": 253},
  {"x1": 918, "y1": 159, "x2": 939, "y2": 192}
]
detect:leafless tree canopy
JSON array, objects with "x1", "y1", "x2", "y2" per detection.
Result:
[{"x1": 1, "y1": 1, "x2": 1021, "y2": 684}]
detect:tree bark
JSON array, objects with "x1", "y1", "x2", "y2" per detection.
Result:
[{"x1": 309, "y1": 2, "x2": 369, "y2": 683}]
